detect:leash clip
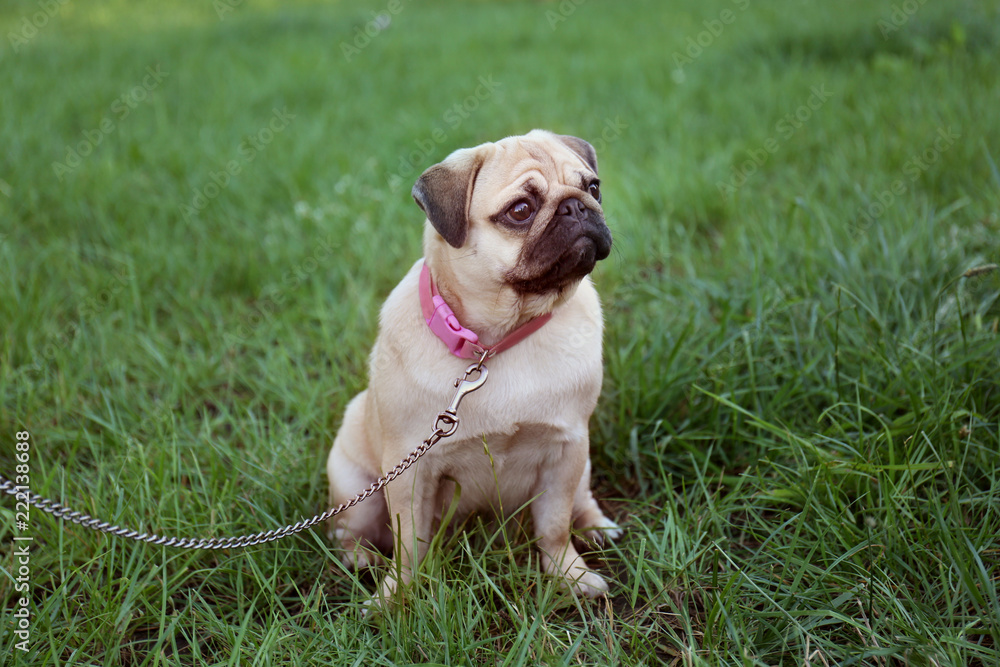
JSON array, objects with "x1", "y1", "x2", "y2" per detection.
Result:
[
  {"x1": 445, "y1": 363, "x2": 489, "y2": 417},
  {"x1": 433, "y1": 362, "x2": 489, "y2": 438}
]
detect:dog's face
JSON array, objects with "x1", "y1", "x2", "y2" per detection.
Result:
[{"x1": 412, "y1": 129, "x2": 612, "y2": 299}]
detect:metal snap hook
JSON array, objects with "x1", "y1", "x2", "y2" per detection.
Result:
[{"x1": 445, "y1": 364, "x2": 489, "y2": 416}]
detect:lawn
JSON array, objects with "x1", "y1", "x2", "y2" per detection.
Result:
[{"x1": 1, "y1": 0, "x2": 999, "y2": 664}]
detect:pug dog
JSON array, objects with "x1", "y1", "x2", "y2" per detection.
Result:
[{"x1": 326, "y1": 129, "x2": 620, "y2": 603}]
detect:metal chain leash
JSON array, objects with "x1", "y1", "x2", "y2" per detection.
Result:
[{"x1": 1, "y1": 358, "x2": 489, "y2": 550}]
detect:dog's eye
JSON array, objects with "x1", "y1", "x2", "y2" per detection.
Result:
[
  {"x1": 506, "y1": 200, "x2": 535, "y2": 223},
  {"x1": 588, "y1": 182, "x2": 601, "y2": 202}
]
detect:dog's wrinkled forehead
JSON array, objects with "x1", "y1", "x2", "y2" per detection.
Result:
[
  {"x1": 478, "y1": 132, "x2": 598, "y2": 193},
  {"x1": 412, "y1": 130, "x2": 598, "y2": 248}
]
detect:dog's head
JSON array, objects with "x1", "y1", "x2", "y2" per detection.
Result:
[{"x1": 413, "y1": 130, "x2": 612, "y2": 301}]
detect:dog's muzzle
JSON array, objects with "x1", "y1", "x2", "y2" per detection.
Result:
[{"x1": 509, "y1": 197, "x2": 612, "y2": 294}]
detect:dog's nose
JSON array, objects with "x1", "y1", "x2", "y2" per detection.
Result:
[{"x1": 556, "y1": 197, "x2": 587, "y2": 219}]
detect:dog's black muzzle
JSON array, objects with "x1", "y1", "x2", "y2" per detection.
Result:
[{"x1": 510, "y1": 197, "x2": 612, "y2": 294}]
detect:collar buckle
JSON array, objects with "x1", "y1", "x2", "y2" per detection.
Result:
[
  {"x1": 419, "y1": 262, "x2": 550, "y2": 360},
  {"x1": 426, "y1": 294, "x2": 482, "y2": 358}
]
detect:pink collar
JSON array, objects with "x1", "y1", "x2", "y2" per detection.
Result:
[{"x1": 419, "y1": 262, "x2": 552, "y2": 359}]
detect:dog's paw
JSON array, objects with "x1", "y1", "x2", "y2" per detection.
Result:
[
  {"x1": 569, "y1": 568, "x2": 610, "y2": 598},
  {"x1": 358, "y1": 574, "x2": 400, "y2": 617},
  {"x1": 335, "y1": 529, "x2": 385, "y2": 570},
  {"x1": 544, "y1": 551, "x2": 611, "y2": 599},
  {"x1": 361, "y1": 594, "x2": 383, "y2": 618},
  {"x1": 341, "y1": 549, "x2": 384, "y2": 570},
  {"x1": 580, "y1": 515, "x2": 623, "y2": 546}
]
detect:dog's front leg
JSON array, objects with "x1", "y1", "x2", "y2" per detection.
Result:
[
  {"x1": 532, "y1": 441, "x2": 610, "y2": 598},
  {"x1": 377, "y1": 461, "x2": 437, "y2": 604}
]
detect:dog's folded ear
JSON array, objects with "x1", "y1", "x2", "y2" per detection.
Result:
[
  {"x1": 412, "y1": 147, "x2": 486, "y2": 249},
  {"x1": 553, "y1": 134, "x2": 598, "y2": 174}
]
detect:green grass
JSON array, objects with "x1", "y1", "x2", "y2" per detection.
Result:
[{"x1": 2, "y1": 0, "x2": 999, "y2": 664}]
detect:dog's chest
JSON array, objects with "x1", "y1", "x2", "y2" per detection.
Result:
[
  {"x1": 453, "y1": 346, "x2": 598, "y2": 437},
  {"x1": 429, "y1": 421, "x2": 575, "y2": 515},
  {"x1": 417, "y1": 349, "x2": 596, "y2": 508}
]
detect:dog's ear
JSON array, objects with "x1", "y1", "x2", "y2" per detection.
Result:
[
  {"x1": 554, "y1": 134, "x2": 598, "y2": 174},
  {"x1": 412, "y1": 147, "x2": 485, "y2": 248}
]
